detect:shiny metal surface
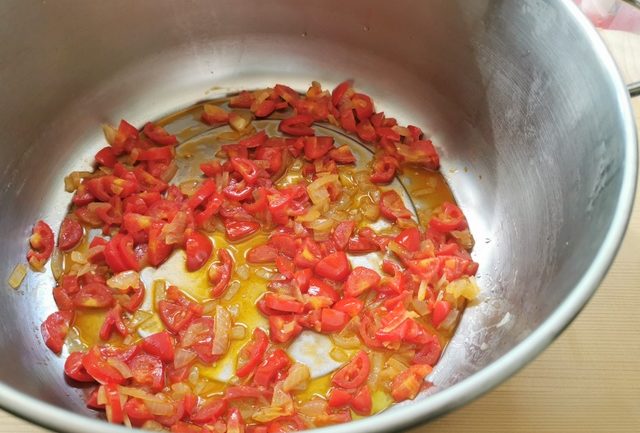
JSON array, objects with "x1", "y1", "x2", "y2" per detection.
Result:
[{"x1": 0, "y1": 1, "x2": 636, "y2": 432}]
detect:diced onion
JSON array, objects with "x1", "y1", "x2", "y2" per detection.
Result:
[
  {"x1": 50, "y1": 249, "x2": 63, "y2": 280},
  {"x1": 141, "y1": 420, "x2": 165, "y2": 431},
  {"x1": 236, "y1": 264, "x2": 249, "y2": 281},
  {"x1": 118, "y1": 386, "x2": 163, "y2": 402},
  {"x1": 128, "y1": 310, "x2": 153, "y2": 330},
  {"x1": 212, "y1": 305, "x2": 231, "y2": 355},
  {"x1": 445, "y1": 276, "x2": 480, "y2": 300},
  {"x1": 144, "y1": 399, "x2": 176, "y2": 417},
  {"x1": 174, "y1": 348, "x2": 198, "y2": 370},
  {"x1": 282, "y1": 363, "x2": 310, "y2": 392},
  {"x1": 412, "y1": 299, "x2": 430, "y2": 316},
  {"x1": 222, "y1": 280, "x2": 241, "y2": 301},
  {"x1": 107, "y1": 358, "x2": 133, "y2": 379},
  {"x1": 438, "y1": 309, "x2": 460, "y2": 332},
  {"x1": 307, "y1": 174, "x2": 338, "y2": 208},
  {"x1": 230, "y1": 324, "x2": 247, "y2": 340},
  {"x1": 179, "y1": 179, "x2": 201, "y2": 196},
  {"x1": 102, "y1": 124, "x2": 117, "y2": 145},
  {"x1": 71, "y1": 251, "x2": 87, "y2": 264},
  {"x1": 8, "y1": 263, "x2": 27, "y2": 289},
  {"x1": 153, "y1": 280, "x2": 167, "y2": 305},
  {"x1": 254, "y1": 267, "x2": 274, "y2": 280},
  {"x1": 368, "y1": 351, "x2": 386, "y2": 389},
  {"x1": 107, "y1": 270, "x2": 140, "y2": 291},
  {"x1": 451, "y1": 229, "x2": 474, "y2": 250},
  {"x1": 229, "y1": 112, "x2": 253, "y2": 132},
  {"x1": 329, "y1": 347, "x2": 349, "y2": 363},
  {"x1": 188, "y1": 366, "x2": 200, "y2": 385}
]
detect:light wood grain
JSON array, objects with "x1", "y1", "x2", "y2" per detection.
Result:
[{"x1": 2, "y1": 37, "x2": 639, "y2": 433}]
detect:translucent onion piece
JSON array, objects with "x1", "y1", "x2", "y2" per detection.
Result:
[
  {"x1": 445, "y1": 276, "x2": 480, "y2": 300},
  {"x1": 50, "y1": 249, "x2": 64, "y2": 280},
  {"x1": 70, "y1": 250, "x2": 87, "y2": 264},
  {"x1": 179, "y1": 179, "x2": 201, "y2": 196},
  {"x1": 222, "y1": 280, "x2": 241, "y2": 301},
  {"x1": 307, "y1": 174, "x2": 338, "y2": 208},
  {"x1": 144, "y1": 399, "x2": 176, "y2": 417},
  {"x1": 282, "y1": 363, "x2": 310, "y2": 392},
  {"x1": 107, "y1": 358, "x2": 133, "y2": 379},
  {"x1": 438, "y1": 309, "x2": 460, "y2": 332},
  {"x1": 141, "y1": 420, "x2": 165, "y2": 431},
  {"x1": 7, "y1": 263, "x2": 27, "y2": 289},
  {"x1": 128, "y1": 310, "x2": 153, "y2": 330},
  {"x1": 329, "y1": 347, "x2": 349, "y2": 363},
  {"x1": 368, "y1": 351, "x2": 386, "y2": 389},
  {"x1": 451, "y1": 229, "x2": 474, "y2": 250},
  {"x1": 212, "y1": 305, "x2": 231, "y2": 355},
  {"x1": 236, "y1": 264, "x2": 249, "y2": 281},
  {"x1": 102, "y1": 124, "x2": 117, "y2": 145},
  {"x1": 228, "y1": 112, "x2": 253, "y2": 132},
  {"x1": 254, "y1": 267, "x2": 274, "y2": 280},
  {"x1": 118, "y1": 386, "x2": 163, "y2": 402},
  {"x1": 107, "y1": 270, "x2": 140, "y2": 291},
  {"x1": 230, "y1": 324, "x2": 247, "y2": 341},
  {"x1": 181, "y1": 322, "x2": 210, "y2": 347}
]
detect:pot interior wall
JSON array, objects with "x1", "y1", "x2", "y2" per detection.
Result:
[{"x1": 0, "y1": 0, "x2": 630, "y2": 426}]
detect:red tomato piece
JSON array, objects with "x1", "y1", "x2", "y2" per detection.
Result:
[
  {"x1": 229, "y1": 91, "x2": 254, "y2": 108},
  {"x1": 104, "y1": 383, "x2": 124, "y2": 424},
  {"x1": 231, "y1": 157, "x2": 260, "y2": 185},
  {"x1": 395, "y1": 227, "x2": 421, "y2": 252},
  {"x1": 351, "y1": 93, "x2": 374, "y2": 121},
  {"x1": 429, "y1": 202, "x2": 467, "y2": 232},
  {"x1": 332, "y1": 351, "x2": 370, "y2": 389},
  {"x1": 307, "y1": 278, "x2": 339, "y2": 303},
  {"x1": 253, "y1": 99, "x2": 277, "y2": 118},
  {"x1": 158, "y1": 300, "x2": 195, "y2": 333},
  {"x1": 73, "y1": 282, "x2": 114, "y2": 309},
  {"x1": 184, "y1": 230, "x2": 213, "y2": 272},
  {"x1": 274, "y1": 84, "x2": 300, "y2": 106},
  {"x1": 379, "y1": 190, "x2": 412, "y2": 221},
  {"x1": 148, "y1": 221, "x2": 174, "y2": 267},
  {"x1": 343, "y1": 266, "x2": 381, "y2": 297},
  {"x1": 314, "y1": 251, "x2": 350, "y2": 282},
  {"x1": 95, "y1": 146, "x2": 118, "y2": 168},
  {"x1": 27, "y1": 220, "x2": 54, "y2": 270},
  {"x1": 200, "y1": 160, "x2": 223, "y2": 177},
  {"x1": 64, "y1": 352, "x2": 94, "y2": 382},
  {"x1": 246, "y1": 244, "x2": 278, "y2": 264},
  {"x1": 40, "y1": 311, "x2": 73, "y2": 354},
  {"x1": 328, "y1": 145, "x2": 356, "y2": 164},
  {"x1": 253, "y1": 349, "x2": 291, "y2": 387},
  {"x1": 82, "y1": 346, "x2": 126, "y2": 385},
  {"x1": 355, "y1": 119, "x2": 376, "y2": 142},
  {"x1": 209, "y1": 249, "x2": 233, "y2": 297},
  {"x1": 264, "y1": 293, "x2": 304, "y2": 314},
  {"x1": 227, "y1": 408, "x2": 246, "y2": 433},
  {"x1": 431, "y1": 300, "x2": 452, "y2": 328},
  {"x1": 327, "y1": 388, "x2": 352, "y2": 408},
  {"x1": 332, "y1": 220, "x2": 355, "y2": 251},
  {"x1": 413, "y1": 334, "x2": 442, "y2": 366},
  {"x1": 143, "y1": 122, "x2": 178, "y2": 146},
  {"x1": 303, "y1": 136, "x2": 334, "y2": 160},
  {"x1": 57, "y1": 217, "x2": 83, "y2": 251},
  {"x1": 223, "y1": 180, "x2": 253, "y2": 202},
  {"x1": 320, "y1": 308, "x2": 348, "y2": 333},
  {"x1": 391, "y1": 364, "x2": 432, "y2": 402},
  {"x1": 124, "y1": 398, "x2": 154, "y2": 427},
  {"x1": 340, "y1": 109, "x2": 357, "y2": 133},
  {"x1": 398, "y1": 139, "x2": 440, "y2": 170},
  {"x1": 191, "y1": 398, "x2": 228, "y2": 425},
  {"x1": 99, "y1": 304, "x2": 128, "y2": 341},
  {"x1": 370, "y1": 155, "x2": 399, "y2": 184},
  {"x1": 351, "y1": 385, "x2": 372, "y2": 415},
  {"x1": 224, "y1": 219, "x2": 260, "y2": 241},
  {"x1": 141, "y1": 331, "x2": 175, "y2": 362},
  {"x1": 128, "y1": 353, "x2": 165, "y2": 392},
  {"x1": 239, "y1": 130, "x2": 268, "y2": 148},
  {"x1": 104, "y1": 233, "x2": 140, "y2": 272},
  {"x1": 236, "y1": 328, "x2": 269, "y2": 378},
  {"x1": 331, "y1": 80, "x2": 353, "y2": 107},
  {"x1": 268, "y1": 315, "x2": 302, "y2": 344},
  {"x1": 225, "y1": 385, "x2": 273, "y2": 401},
  {"x1": 278, "y1": 114, "x2": 315, "y2": 136},
  {"x1": 333, "y1": 297, "x2": 364, "y2": 318}
]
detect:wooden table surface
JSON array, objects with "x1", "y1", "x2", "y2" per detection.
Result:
[{"x1": 2, "y1": 31, "x2": 639, "y2": 433}]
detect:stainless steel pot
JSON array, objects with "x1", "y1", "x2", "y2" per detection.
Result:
[{"x1": 0, "y1": 1, "x2": 636, "y2": 432}]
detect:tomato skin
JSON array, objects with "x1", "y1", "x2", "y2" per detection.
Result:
[
  {"x1": 306, "y1": 278, "x2": 340, "y2": 303},
  {"x1": 95, "y1": 146, "x2": 118, "y2": 168},
  {"x1": 246, "y1": 244, "x2": 278, "y2": 264},
  {"x1": 148, "y1": 221, "x2": 174, "y2": 267},
  {"x1": 328, "y1": 145, "x2": 356, "y2": 164},
  {"x1": 391, "y1": 364, "x2": 432, "y2": 402},
  {"x1": 128, "y1": 353, "x2": 165, "y2": 392},
  {"x1": 209, "y1": 248, "x2": 233, "y2": 298},
  {"x1": 351, "y1": 93, "x2": 374, "y2": 121},
  {"x1": 99, "y1": 304, "x2": 128, "y2": 341},
  {"x1": 264, "y1": 293, "x2": 304, "y2": 314},
  {"x1": 104, "y1": 233, "x2": 140, "y2": 272},
  {"x1": 191, "y1": 398, "x2": 228, "y2": 424},
  {"x1": 333, "y1": 297, "x2": 364, "y2": 318},
  {"x1": 429, "y1": 202, "x2": 467, "y2": 232},
  {"x1": 314, "y1": 251, "x2": 351, "y2": 282},
  {"x1": 320, "y1": 308, "x2": 349, "y2": 333},
  {"x1": 379, "y1": 190, "x2": 412, "y2": 221},
  {"x1": 230, "y1": 157, "x2": 260, "y2": 185},
  {"x1": 40, "y1": 311, "x2": 73, "y2": 354},
  {"x1": 236, "y1": 328, "x2": 269, "y2": 378},
  {"x1": 328, "y1": 388, "x2": 352, "y2": 408},
  {"x1": 104, "y1": 383, "x2": 124, "y2": 424},
  {"x1": 303, "y1": 136, "x2": 334, "y2": 160},
  {"x1": 355, "y1": 119, "x2": 377, "y2": 142},
  {"x1": 274, "y1": 84, "x2": 300, "y2": 106},
  {"x1": 395, "y1": 227, "x2": 421, "y2": 252},
  {"x1": 413, "y1": 334, "x2": 442, "y2": 366},
  {"x1": 57, "y1": 217, "x2": 83, "y2": 252},
  {"x1": 431, "y1": 300, "x2": 451, "y2": 328},
  {"x1": 224, "y1": 219, "x2": 260, "y2": 241},
  {"x1": 124, "y1": 398, "x2": 154, "y2": 427},
  {"x1": 370, "y1": 156, "x2": 398, "y2": 184},
  {"x1": 158, "y1": 300, "x2": 196, "y2": 333},
  {"x1": 64, "y1": 352, "x2": 94, "y2": 382},
  {"x1": 82, "y1": 347, "x2": 126, "y2": 385},
  {"x1": 239, "y1": 130, "x2": 268, "y2": 148},
  {"x1": 27, "y1": 220, "x2": 55, "y2": 270},
  {"x1": 184, "y1": 230, "x2": 213, "y2": 272},
  {"x1": 332, "y1": 221, "x2": 355, "y2": 251},
  {"x1": 351, "y1": 385, "x2": 372, "y2": 415},
  {"x1": 269, "y1": 315, "x2": 302, "y2": 344},
  {"x1": 141, "y1": 331, "x2": 175, "y2": 362},
  {"x1": 343, "y1": 266, "x2": 380, "y2": 297},
  {"x1": 278, "y1": 114, "x2": 315, "y2": 136},
  {"x1": 332, "y1": 351, "x2": 370, "y2": 389},
  {"x1": 253, "y1": 349, "x2": 291, "y2": 387},
  {"x1": 143, "y1": 122, "x2": 178, "y2": 146}
]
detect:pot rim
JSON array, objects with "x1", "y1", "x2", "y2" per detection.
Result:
[{"x1": 0, "y1": 1, "x2": 636, "y2": 432}]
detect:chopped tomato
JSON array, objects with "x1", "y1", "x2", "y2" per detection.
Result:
[
  {"x1": 431, "y1": 300, "x2": 451, "y2": 328},
  {"x1": 27, "y1": 220, "x2": 54, "y2": 270},
  {"x1": 158, "y1": 300, "x2": 196, "y2": 333},
  {"x1": 124, "y1": 398, "x2": 154, "y2": 427},
  {"x1": 328, "y1": 388, "x2": 352, "y2": 408},
  {"x1": 355, "y1": 119, "x2": 376, "y2": 142},
  {"x1": 343, "y1": 266, "x2": 380, "y2": 297},
  {"x1": 209, "y1": 249, "x2": 233, "y2": 297},
  {"x1": 351, "y1": 93, "x2": 374, "y2": 121},
  {"x1": 328, "y1": 145, "x2": 356, "y2": 164},
  {"x1": 333, "y1": 297, "x2": 364, "y2": 318},
  {"x1": 253, "y1": 349, "x2": 291, "y2": 387},
  {"x1": 303, "y1": 136, "x2": 334, "y2": 160},
  {"x1": 278, "y1": 114, "x2": 315, "y2": 136},
  {"x1": 141, "y1": 331, "x2": 175, "y2": 362},
  {"x1": 236, "y1": 328, "x2": 269, "y2": 378},
  {"x1": 143, "y1": 122, "x2": 178, "y2": 146},
  {"x1": 57, "y1": 217, "x2": 83, "y2": 251},
  {"x1": 191, "y1": 398, "x2": 228, "y2": 425},
  {"x1": 129, "y1": 353, "x2": 165, "y2": 392},
  {"x1": 320, "y1": 308, "x2": 348, "y2": 333},
  {"x1": 351, "y1": 385, "x2": 372, "y2": 415},
  {"x1": 264, "y1": 293, "x2": 304, "y2": 314},
  {"x1": 379, "y1": 190, "x2": 412, "y2": 221},
  {"x1": 184, "y1": 230, "x2": 213, "y2": 272},
  {"x1": 314, "y1": 251, "x2": 350, "y2": 281},
  {"x1": 391, "y1": 364, "x2": 432, "y2": 402},
  {"x1": 202, "y1": 104, "x2": 229, "y2": 124},
  {"x1": 331, "y1": 80, "x2": 353, "y2": 107},
  {"x1": 331, "y1": 351, "x2": 370, "y2": 389},
  {"x1": 229, "y1": 91, "x2": 254, "y2": 108},
  {"x1": 429, "y1": 202, "x2": 467, "y2": 232},
  {"x1": 99, "y1": 304, "x2": 127, "y2": 341},
  {"x1": 64, "y1": 352, "x2": 94, "y2": 382},
  {"x1": 82, "y1": 346, "x2": 126, "y2": 385},
  {"x1": 269, "y1": 315, "x2": 302, "y2": 344},
  {"x1": 332, "y1": 220, "x2": 355, "y2": 250},
  {"x1": 413, "y1": 334, "x2": 442, "y2": 366},
  {"x1": 231, "y1": 157, "x2": 260, "y2": 185},
  {"x1": 225, "y1": 219, "x2": 260, "y2": 241},
  {"x1": 370, "y1": 156, "x2": 398, "y2": 184},
  {"x1": 104, "y1": 233, "x2": 140, "y2": 272},
  {"x1": 246, "y1": 244, "x2": 278, "y2": 264},
  {"x1": 40, "y1": 311, "x2": 72, "y2": 354}
]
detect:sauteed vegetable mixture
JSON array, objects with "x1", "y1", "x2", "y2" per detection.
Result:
[{"x1": 25, "y1": 80, "x2": 479, "y2": 432}]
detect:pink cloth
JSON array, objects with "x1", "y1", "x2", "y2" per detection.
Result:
[{"x1": 575, "y1": 0, "x2": 640, "y2": 32}]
